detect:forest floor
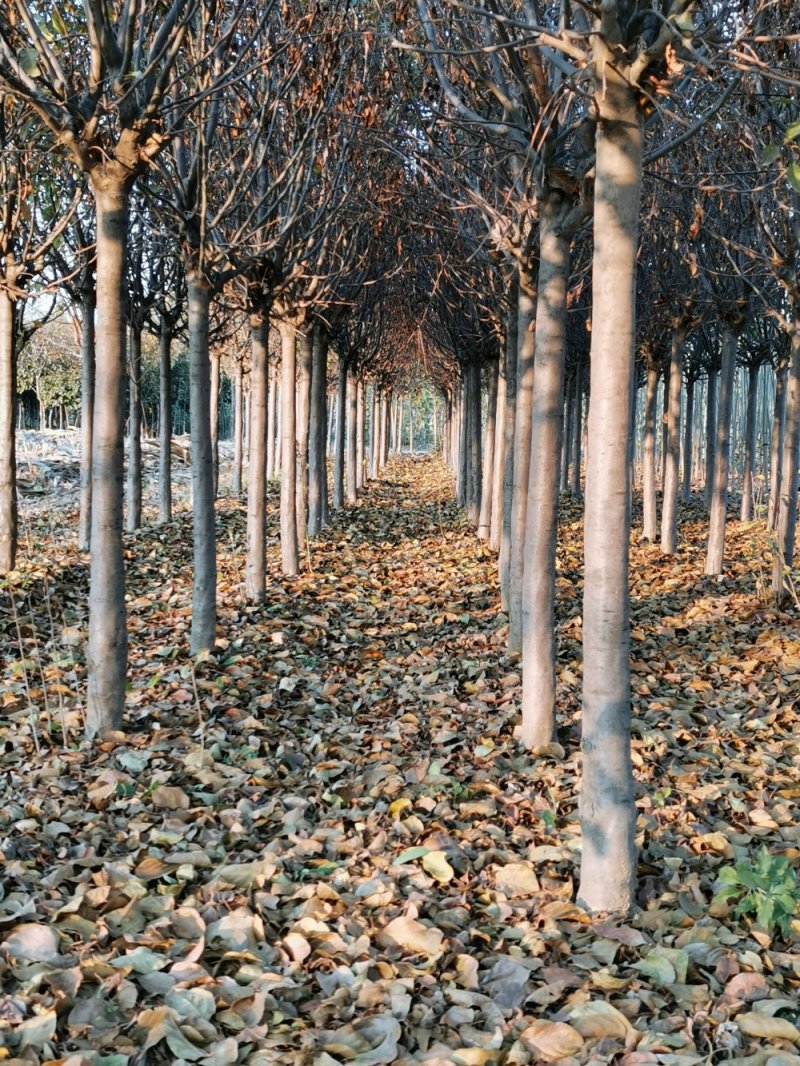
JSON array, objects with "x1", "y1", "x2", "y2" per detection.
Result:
[{"x1": 1, "y1": 450, "x2": 800, "y2": 1066}]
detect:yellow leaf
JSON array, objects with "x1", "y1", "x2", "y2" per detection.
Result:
[
  {"x1": 521, "y1": 1020, "x2": 585, "y2": 1061},
  {"x1": 569, "y1": 1000, "x2": 632, "y2": 1038},
  {"x1": 150, "y1": 785, "x2": 190, "y2": 810},
  {"x1": 389, "y1": 798, "x2": 412, "y2": 818},
  {"x1": 421, "y1": 850, "x2": 454, "y2": 882},
  {"x1": 737, "y1": 1014, "x2": 800, "y2": 1044}
]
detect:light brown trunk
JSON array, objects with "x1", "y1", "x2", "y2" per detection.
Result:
[
  {"x1": 681, "y1": 376, "x2": 695, "y2": 504},
  {"x1": 308, "y1": 326, "x2": 329, "y2": 534},
  {"x1": 209, "y1": 350, "x2": 220, "y2": 499},
  {"x1": 0, "y1": 283, "x2": 17, "y2": 572},
  {"x1": 157, "y1": 319, "x2": 172, "y2": 524},
  {"x1": 333, "y1": 357, "x2": 346, "y2": 508},
  {"x1": 578, "y1": 67, "x2": 641, "y2": 914},
  {"x1": 356, "y1": 376, "x2": 365, "y2": 489},
  {"x1": 86, "y1": 180, "x2": 130, "y2": 737},
  {"x1": 232, "y1": 357, "x2": 243, "y2": 497},
  {"x1": 78, "y1": 281, "x2": 96, "y2": 550},
  {"x1": 740, "y1": 364, "x2": 759, "y2": 522},
  {"x1": 187, "y1": 273, "x2": 216, "y2": 652},
  {"x1": 126, "y1": 321, "x2": 142, "y2": 532},
  {"x1": 295, "y1": 328, "x2": 312, "y2": 551},
  {"x1": 279, "y1": 321, "x2": 299, "y2": 575},
  {"x1": 508, "y1": 273, "x2": 537, "y2": 652},
  {"x1": 499, "y1": 277, "x2": 519, "y2": 609},
  {"x1": 478, "y1": 358, "x2": 499, "y2": 540},
  {"x1": 641, "y1": 360, "x2": 658, "y2": 541},
  {"x1": 767, "y1": 354, "x2": 788, "y2": 531},
  {"x1": 346, "y1": 365, "x2": 358, "y2": 505},
  {"x1": 704, "y1": 323, "x2": 738, "y2": 575},
  {"x1": 772, "y1": 307, "x2": 800, "y2": 600},
  {"x1": 520, "y1": 205, "x2": 569, "y2": 747},
  {"x1": 489, "y1": 355, "x2": 507, "y2": 551},
  {"x1": 704, "y1": 366, "x2": 718, "y2": 511},
  {"x1": 661, "y1": 327, "x2": 685, "y2": 554},
  {"x1": 246, "y1": 301, "x2": 268, "y2": 601}
]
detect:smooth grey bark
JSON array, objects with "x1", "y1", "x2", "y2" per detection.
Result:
[
  {"x1": 508, "y1": 273, "x2": 537, "y2": 652},
  {"x1": 356, "y1": 377, "x2": 365, "y2": 488},
  {"x1": 704, "y1": 366, "x2": 718, "y2": 511},
  {"x1": 246, "y1": 302, "x2": 268, "y2": 602},
  {"x1": 279, "y1": 321, "x2": 299, "y2": 575},
  {"x1": 661, "y1": 327, "x2": 685, "y2": 554},
  {"x1": 466, "y1": 356, "x2": 482, "y2": 526},
  {"x1": 489, "y1": 353, "x2": 507, "y2": 551},
  {"x1": 126, "y1": 321, "x2": 142, "y2": 532},
  {"x1": 520, "y1": 206, "x2": 570, "y2": 748},
  {"x1": 380, "y1": 390, "x2": 390, "y2": 468},
  {"x1": 308, "y1": 326, "x2": 329, "y2": 536},
  {"x1": 346, "y1": 365, "x2": 358, "y2": 505},
  {"x1": 705, "y1": 323, "x2": 739, "y2": 575},
  {"x1": 560, "y1": 373, "x2": 573, "y2": 493},
  {"x1": 187, "y1": 274, "x2": 216, "y2": 653},
  {"x1": 86, "y1": 182, "x2": 130, "y2": 737},
  {"x1": 641, "y1": 359, "x2": 659, "y2": 542},
  {"x1": 266, "y1": 360, "x2": 278, "y2": 481},
  {"x1": 773, "y1": 311, "x2": 800, "y2": 600},
  {"x1": 295, "y1": 329, "x2": 312, "y2": 552},
  {"x1": 455, "y1": 382, "x2": 466, "y2": 505},
  {"x1": 660, "y1": 358, "x2": 670, "y2": 488},
  {"x1": 499, "y1": 278, "x2": 519, "y2": 609},
  {"x1": 768, "y1": 353, "x2": 789, "y2": 530},
  {"x1": 232, "y1": 357, "x2": 243, "y2": 497},
  {"x1": 333, "y1": 357, "x2": 346, "y2": 508},
  {"x1": 78, "y1": 282, "x2": 96, "y2": 551},
  {"x1": 478, "y1": 357, "x2": 499, "y2": 539},
  {"x1": 681, "y1": 376, "x2": 695, "y2": 504},
  {"x1": 209, "y1": 350, "x2": 220, "y2": 499},
  {"x1": 578, "y1": 69, "x2": 641, "y2": 915},
  {"x1": 157, "y1": 319, "x2": 172, "y2": 525},
  {"x1": 740, "y1": 364, "x2": 759, "y2": 522},
  {"x1": 0, "y1": 284, "x2": 16, "y2": 572},
  {"x1": 570, "y1": 362, "x2": 583, "y2": 497}
]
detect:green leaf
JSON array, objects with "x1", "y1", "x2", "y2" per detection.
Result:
[
  {"x1": 788, "y1": 163, "x2": 800, "y2": 193},
  {"x1": 760, "y1": 143, "x2": 781, "y2": 166},
  {"x1": 784, "y1": 120, "x2": 800, "y2": 144},
  {"x1": 717, "y1": 866, "x2": 739, "y2": 884},
  {"x1": 52, "y1": 6, "x2": 69, "y2": 36},
  {"x1": 394, "y1": 846, "x2": 430, "y2": 865},
  {"x1": 756, "y1": 897, "x2": 775, "y2": 930},
  {"x1": 18, "y1": 47, "x2": 41, "y2": 77}
]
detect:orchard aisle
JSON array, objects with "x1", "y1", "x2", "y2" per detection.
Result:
[{"x1": 1, "y1": 457, "x2": 799, "y2": 1064}]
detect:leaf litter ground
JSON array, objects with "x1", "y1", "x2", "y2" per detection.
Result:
[{"x1": 1, "y1": 456, "x2": 799, "y2": 1065}]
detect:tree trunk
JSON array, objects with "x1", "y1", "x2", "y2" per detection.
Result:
[
  {"x1": 209, "y1": 350, "x2": 220, "y2": 499},
  {"x1": 456, "y1": 381, "x2": 466, "y2": 505},
  {"x1": 368, "y1": 385, "x2": 379, "y2": 480},
  {"x1": 489, "y1": 352, "x2": 507, "y2": 551},
  {"x1": 333, "y1": 357, "x2": 346, "y2": 509},
  {"x1": 499, "y1": 277, "x2": 519, "y2": 609},
  {"x1": 578, "y1": 68, "x2": 642, "y2": 915},
  {"x1": 126, "y1": 321, "x2": 142, "y2": 532},
  {"x1": 466, "y1": 355, "x2": 482, "y2": 526},
  {"x1": 705, "y1": 323, "x2": 738, "y2": 575},
  {"x1": 266, "y1": 360, "x2": 278, "y2": 481},
  {"x1": 279, "y1": 321, "x2": 299, "y2": 575},
  {"x1": 704, "y1": 366, "x2": 718, "y2": 511},
  {"x1": 232, "y1": 357, "x2": 243, "y2": 497},
  {"x1": 570, "y1": 361, "x2": 583, "y2": 497},
  {"x1": 661, "y1": 327, "x2": 685, "y2": 554},
  {"x1": 681, "y1": 376, "x2": 694, "y2": 504},
  {"x1": 346, "y1": 365, "x2": 358, "y2": 505},
  {"x1": 246, "y1": 300, "x2": 269, "y2": 602},
  {"x1": 508, "y1": 271, "x2": 536, "y2": 652},
  {"x1": 308, "y1": 326, "x2": 329, "y2": 536},
  {"x1": 296, "y1": 328, "x2": 312, "y2": 553},
  {"x1": 78, "y1": 282, "x2": 96, "y2": 551},
  {"x1": 356, "y1": 377, "x2": 366, "y2": 488},
  {"x1": 187, "y1": 273, "x2": 216, "y2": 653},
  {"x1": 0, "y1": 284, "x2": 17, "y2": 573},
  {"x1": 86, "y1": 181, "x2": 130, "y2": 738},
  {"x1": 740, "y1": 365, "x2": 759, "y2": 522},
  {"x1": 773, "y1": 308, "x2": 800, "y2": 600},
  {"x1": 641, "y1": 360, "x2": 658, "y2": 542},
  {"x1": 768, "y1": 354, "x2": 788, "y2": 530},
  {"x1": 520, "y1": 204, "x2": 570, "y2": 748},
  {"x1": 381, "y1": 390, "x2": 390, "y2": 468},
  {"x1": 157, "y1": 319, "x2": 172, "y2": 525},
  {"x1": 478, "y1": 357, "x2": 498, "y2": 539}
]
